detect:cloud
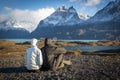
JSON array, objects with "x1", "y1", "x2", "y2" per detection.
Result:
[
  {"x1": 0, "y1": 7, "x2": 55, "y2": 32},
  {"x1": 69, "y1": 0, "x2": 101, "y2": 6},
  {"x1": 2, "y1": 7, "x2": 55, "y2": 22},
  {"x1": 85, "y1": 0, "x2": 102, "y2": 6},
  {"x1": 4, "y1": 6, "x2": 12, "y2": 11}
]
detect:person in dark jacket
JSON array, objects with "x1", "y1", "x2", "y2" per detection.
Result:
[{"x1": 41, "y1": 38, "x2": 71, "y2": 71}]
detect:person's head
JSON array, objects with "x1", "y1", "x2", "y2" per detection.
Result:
[
  {"x1": 31, "y1": 38, "x2": 38, "y2": 47},
  {"x1": 44, "y1": 38, "x2": 52, "y2": 46}
]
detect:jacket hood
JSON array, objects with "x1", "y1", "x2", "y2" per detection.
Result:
[{"x1": 31, "y1": 38, "x2": 38, "y2": 47}]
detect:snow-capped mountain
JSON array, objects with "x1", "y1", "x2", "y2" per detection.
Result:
[
  {"x1": 90, "y1": 0, "x2": 120, "y2": 22},
  {"x1": 0, "y1": 28, "x2": 30, "y2": 39},
  {"x1": 38, "y1": 6, "x2": 82, "y2": 27},
  {"x1": 79, "y1": 14, "x2": 90, "y2": 20},
  {"x1": 0, "y1": 19, "x2": 30, "y2": 39},
  {"x1": 0, "y1": 18, "x2": 37, "y2": 32},
  {"x1": 31, "y1": 4, "x2": 120, "y2": 40}
]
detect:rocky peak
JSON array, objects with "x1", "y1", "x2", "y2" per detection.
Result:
[
  {"x1": 56, "y1": 6, "x2": 76, "y2": 13},
  {"x1": 68, "y1": 6, "x2": 76, "y2": 13},
  {"x1": 57, "y1": 6, "x2": 67, "y2": 12},
  {"x1": 36, "y1": 6, "x2": 82, "y2": 27},
  {"x1": 79, "y1": 14, "x2": 90, "y2": 20}
]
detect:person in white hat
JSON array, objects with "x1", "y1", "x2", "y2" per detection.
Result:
[{"x1": 25, "y1": 38, "x2": 43, "y2": 72}]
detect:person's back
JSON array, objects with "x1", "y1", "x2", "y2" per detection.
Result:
[
  {"x1": 41, "y1": 38, "x2": 71, "y2": 71},
  {"x1": 26, "y1": 38, "x2": 43, "y2": 72}
]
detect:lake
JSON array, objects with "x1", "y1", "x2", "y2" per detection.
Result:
[
  {"x1": 64, "y1": 46, "x2": 120, "y2": 51},
  {"x1": 0, "y1": 39, "x2": 99, "y2": 43},
  {"x1": 0, "y1": 39, "x2": 120, "y2": 51}
]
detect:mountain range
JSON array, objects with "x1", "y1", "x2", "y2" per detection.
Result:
[
  {"x1": 89, "y1": 0, "x2": 120, "y2": 22},
  {"x1": 0, "y1": 0, "x2": 120, "y2": 39},
  {"x1": 39, "y1": 6, "x2": 82, "y2": 26}
]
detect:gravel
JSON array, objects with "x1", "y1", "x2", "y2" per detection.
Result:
[{"x1": 0, "y1": 53, "x2": 120, "y2": 80}]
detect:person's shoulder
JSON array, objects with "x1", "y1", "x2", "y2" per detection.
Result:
[
  {"x1": 41, "y1": 46, "x2": 45, "y2": 50},
  {"x1": 36, "y1": 47, "x2": 41, "y2": 52}
]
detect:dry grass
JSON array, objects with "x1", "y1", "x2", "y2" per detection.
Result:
[
  {"x1": 0, "y1": 40, "x2": 120, "y2": 80},
  {"x1": 66, "y1": 50, "x2": 81, "y2": 56},
  {"x1": 89, "y1": 40, "x2": 120, "y2": 46},
  {"x1": 0, "y1": 40, "x2": 120, "y2": 55},
  {"x1": 0, "y1": 40, "x2": 30, "y2": 54}
]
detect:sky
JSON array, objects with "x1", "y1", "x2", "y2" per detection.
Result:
[{"x1": 0, "y1": 0, "x2": 115, "y2": 30}]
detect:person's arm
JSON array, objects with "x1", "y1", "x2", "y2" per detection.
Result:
[
  {"x1": 38, "y1": 49, "x2": 43, "y2": 66},
  {"x1": 53, "y1": 47, "x2": 67, "y2": 54}
]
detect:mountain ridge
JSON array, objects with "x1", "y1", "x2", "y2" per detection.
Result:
[
  {"x1": 0, "y1": 0, "x2": 120, "y2": 39},
  {"x1": 38, "y1": 6, "x2": 82, "y2": 27},
  {"x1": 31, "y1": 1, "x2": 120, "y2": 40},
  {"x1": 89, "y1": 0, "x2": 120, "y2": 22}
]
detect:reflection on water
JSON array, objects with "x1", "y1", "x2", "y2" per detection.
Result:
[{"x1": 64, "y1": 46, "x2": 120, "y2": 51}]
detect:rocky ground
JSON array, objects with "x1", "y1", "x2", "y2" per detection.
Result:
[
  {"x1": 0, "y1": 40, "x2": 120, "y2": 80},
  {"x1": 0, "y1": 52, "x2": 120, "y2": 80}
]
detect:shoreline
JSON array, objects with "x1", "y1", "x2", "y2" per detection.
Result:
[
  {"x1": 0, "y1": 39, "x2": 120, "y2": 79},
  {"x1": 0, "y1": 38, "x2": 118, "y2": 43},
  {"x1": 0, "y1": 39, "x2": 120, "y2": 54}
]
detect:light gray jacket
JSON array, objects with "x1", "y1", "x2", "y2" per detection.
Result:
[{"x1": 25, "y1": 38, "x2": 43, "y2": 70}]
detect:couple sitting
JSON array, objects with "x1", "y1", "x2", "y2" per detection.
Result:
[{"x1": 25, "y1": 38, "x2": 71, "y2": 72}]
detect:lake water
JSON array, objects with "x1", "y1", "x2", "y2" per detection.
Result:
[
  {"x1": 0, "y1": 39, "x2": 99, "y2": 43},
  {"x1": 58, "y1": 39, "x2": 99, "y2": 42},
  {"x1": 64, "y1": 46, "x2": 120, "y2": 51},
  {"x1": 0, "y1": 39, "x2": 120, "y2": 51}
]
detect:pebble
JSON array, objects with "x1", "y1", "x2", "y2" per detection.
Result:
[{"x1": 0, "y1": 54, "x2": 120, "y2": 80}]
